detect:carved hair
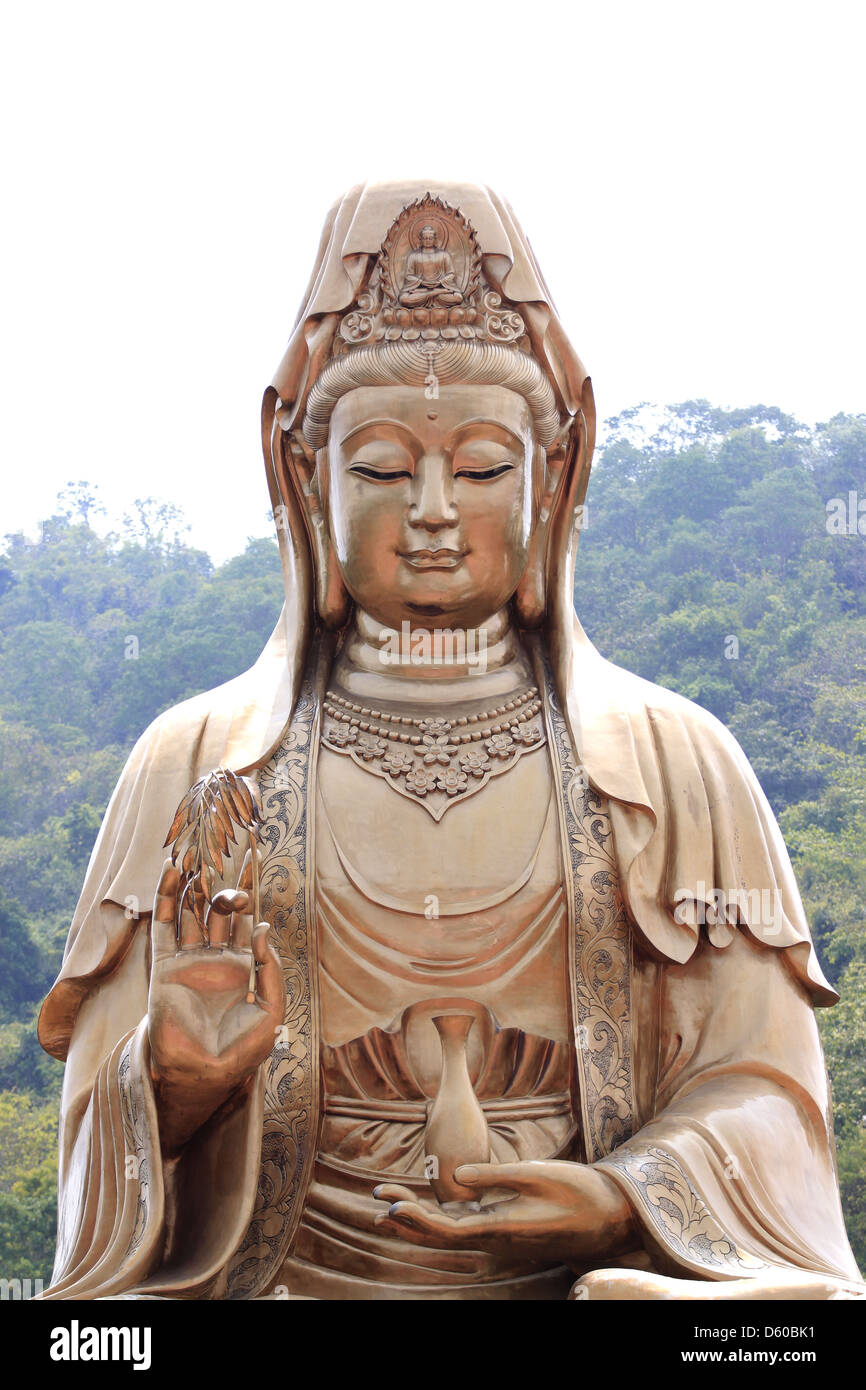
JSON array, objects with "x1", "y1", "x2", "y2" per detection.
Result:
[{"x1": 300, "y1": 339, "x2": 561, "y2": 449}]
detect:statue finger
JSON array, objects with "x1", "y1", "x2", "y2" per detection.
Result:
[
  {"x1": 374, "y1": 1201, "x2": 490, "y2": 1250},
  {"x1": 178, "y1": 885, "x2": 205, "y2": 950},
  {"x1": 151, "y1": 859, "x2": 180, "y2": 959},
  {"x1": 454, "y1": 1161, "x2": 546, "y2": 1197},
  {"x1": 372, "y1": 1183, "x2": 417, "y2": 1206},
  {"x1": 236, "y1": 847, "x2": 262, "y2": 895},
  {"x1": 250, "y1": 924, "x2": 283, "y2": 1013},
  {"x1": 230, "y1": 892, "x2": 254, "y2": 952},
  {"x1": 372, "y1": 1215, "x2": 453, "y2": 1249},
  {"x1": 206, "y1": 888, "x2": 245, "y2": 949},
  {"x1": 372, "y1": 1209, "x2": 451, "y2": 1249}
]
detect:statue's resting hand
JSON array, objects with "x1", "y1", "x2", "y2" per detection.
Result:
[
  {"x1": 373, "y1": 1160, "x2": 636, "y2": 1266},
  {"x1": 148, "y1": 857, "x2": 285, "y2": 1153}
]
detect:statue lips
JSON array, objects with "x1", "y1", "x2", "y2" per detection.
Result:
[{"x1": 399, "y1": 547, "x2": 468, "y2": 571}]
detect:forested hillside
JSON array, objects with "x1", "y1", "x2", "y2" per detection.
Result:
[{"x1": 1, "y1": 402, "x2": 864, "y2": 1282}]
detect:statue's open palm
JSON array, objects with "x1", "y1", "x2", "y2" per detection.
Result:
[{"x1": 148, "y1": 857, "x2": 285, "y2": 1149}]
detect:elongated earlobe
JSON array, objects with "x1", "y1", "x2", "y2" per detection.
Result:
[
  {"x1": 514, "y1": 434, "x2": 570, "y2": 627},
  {"x1": 514, "y1": 539, "x2": 546, "y2": 628},
  {"x1": 280, "y1": 430, "x2": 351, "y2": 629}
]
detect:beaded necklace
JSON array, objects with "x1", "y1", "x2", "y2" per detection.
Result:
[{"x1": 320, "y1": 684, "x2": 546, "y2": 820}]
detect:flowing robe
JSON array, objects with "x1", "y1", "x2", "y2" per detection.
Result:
[{"x1": 36, "y1": 621, "x2": 862, "y2": 1299}]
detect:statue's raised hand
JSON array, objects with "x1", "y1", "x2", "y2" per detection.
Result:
[{"x1": 147, "y1": 856, "x2": 285, "y2": 1152}]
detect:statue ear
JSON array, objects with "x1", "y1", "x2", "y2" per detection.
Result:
[
  {"x1": 278, "y1": 428, "x2": 351, "y2": 629},
  {"x1": 514, "y1": 431, "x2": 571, "y2": 627}
]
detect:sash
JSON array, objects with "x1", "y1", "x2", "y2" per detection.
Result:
[
  {"x1": 225, "y1": 661, "x2": 321, "y2": 1299},
  {"x1": 535, "y1": 643, "x2": 635, "y2": 1162}
]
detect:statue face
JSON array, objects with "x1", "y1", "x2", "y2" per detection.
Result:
[{"x1": 326, "y1": 384, "x2": 536, "y2": 631}]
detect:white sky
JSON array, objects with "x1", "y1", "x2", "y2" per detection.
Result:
[{"x1": 1, "y1": 1, "x2": 864, "y2": 559}]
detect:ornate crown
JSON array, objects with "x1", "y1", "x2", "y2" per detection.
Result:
[
  {"x1": 295, "y1": 193, "x2": 561, "y2": 448},
  {"x1": 335, "y1": 194, "x2": 529, "y2": 356}
]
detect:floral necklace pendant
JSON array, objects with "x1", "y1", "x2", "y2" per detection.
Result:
[{"x1": 320, "y1": 684, "x2": 546, "y2": 821}]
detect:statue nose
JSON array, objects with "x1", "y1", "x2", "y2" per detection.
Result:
[{"x1": 408, "y1": 456, "x2": 458, "y2": 531}]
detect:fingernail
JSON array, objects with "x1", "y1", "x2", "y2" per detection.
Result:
[{"x1": 455, "y1": 1165, "x2": 478, "y2": 1183}]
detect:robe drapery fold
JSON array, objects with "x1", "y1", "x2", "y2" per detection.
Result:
[
  {"x1": 41, "y1": 1015, "x2": 266, "y2": 1301},
  {"x1": 598, "y1": 937, "x2": 859, "y2": 1283},
  {"x1": 45, "y1": 1022, "x2": 164, "y2": 1300}
]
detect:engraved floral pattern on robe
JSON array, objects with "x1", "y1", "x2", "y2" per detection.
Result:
[
  {"x1": 118, "y1": 1037, "x2": 149, "y2": 1262},
  {"x1": 602, "y1": 1145, "x2": 768, "y2": 1273},
  {"x1": 225, "y1": 679, "x2": 318, "y2": 1299},
  {"x1": 542, "y1": 661, "x2": 634, "y2": 1162}
]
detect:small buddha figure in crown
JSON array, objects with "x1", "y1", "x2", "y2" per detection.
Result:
[{"x1": 398, "y1": 223, "x2": 463, "y2": 307}]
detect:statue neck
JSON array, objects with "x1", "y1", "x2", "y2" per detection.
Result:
[{"x1": 329, "y1": 607, "x2": 535, "y2": 711}]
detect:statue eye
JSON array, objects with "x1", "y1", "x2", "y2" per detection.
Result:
[
  {"x1": 349, "y1": 464, "x2": 413, "y2": 482},
  {"x1": 452, "y1": 435, "x2": 522, "y2": 479},
  {"x1": 346, "y1": 438, "x2": 413, "y2": 480},
  {"x1": 454, "y1": 463, "x2": 515, "y2": 481}
]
